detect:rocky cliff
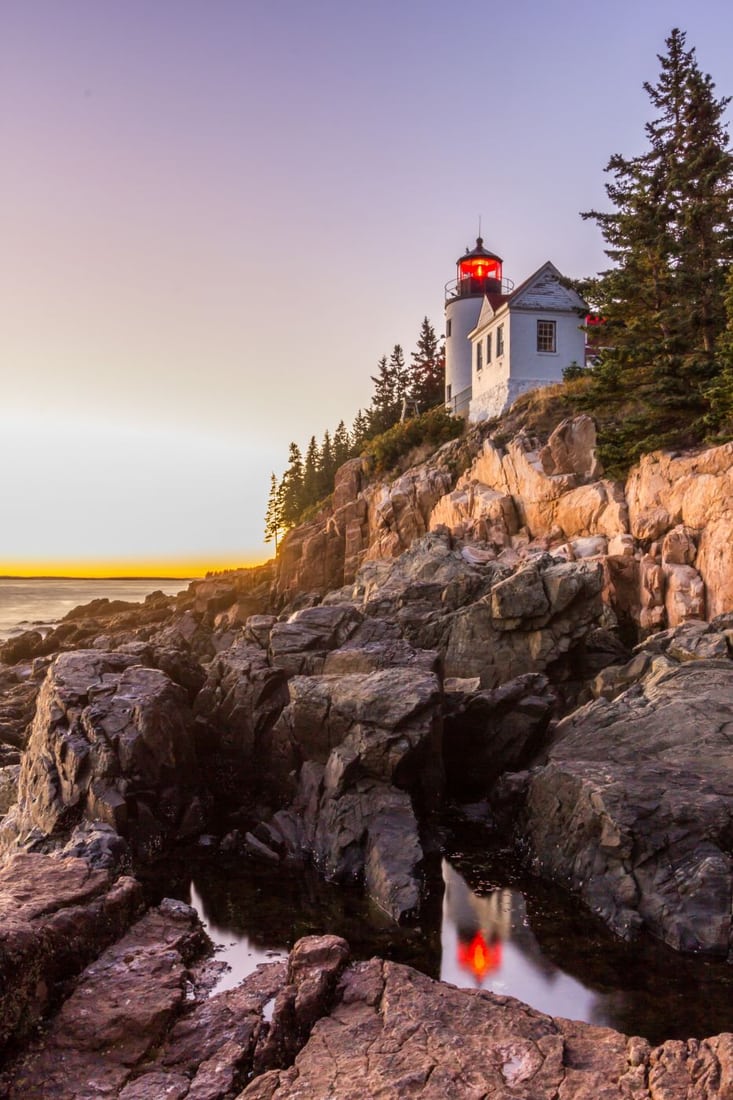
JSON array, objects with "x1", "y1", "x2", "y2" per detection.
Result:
[
  {"x1": 276, "y1": 415, "x2": 733, "y2": 637},
  {"x1": 1, "y1": 414, "x2": 733, "y2": 1096}
]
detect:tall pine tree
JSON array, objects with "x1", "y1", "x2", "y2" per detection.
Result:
[
  {"x1": 368, "y1": 354, "x2": 395, "y2": 435},
  {"x1": 409, "y1": 317, "x2": 445, "y2": 411},
  {"x1": 263, "y1": 472, "x2": 281, "y2": 548},
  {"x1": 333, "y1": 420, "x2": 350, "y2": 468},
  {"x1": 279, "y1": 442, "x2": 305, "y2": 528},
  {"x1": 317, "y1": 430, "x2": 335, "y2": 497},
  {"x1": 580, "y1": 29, "x2": 733, "y2": 465},
  {"x1": 302, "y1": 435, "x2": 320, "y2": 507},
  {"x1": 350, "y1": 409, "x2": 370, "y2": 452},
  {"x1": 389, "y1": 344, "x2": 410, "y2": 416}
]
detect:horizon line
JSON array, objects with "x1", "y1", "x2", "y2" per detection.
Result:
[{"x1": 0, "y1": 555, "x2": 271, "y2": 580}]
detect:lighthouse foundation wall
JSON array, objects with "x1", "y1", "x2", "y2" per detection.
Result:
[{"x1": 468, "y1": 378, "x2": 557, "y2": 423}]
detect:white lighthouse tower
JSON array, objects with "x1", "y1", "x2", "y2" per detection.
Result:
[{"x1": 444, "y1": 237, "x2": 511, "y2": 416}]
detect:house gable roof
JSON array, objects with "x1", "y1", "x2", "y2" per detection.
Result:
[
  {"x1": 468, "y1": 292, "x2": 511, "y2": 339},
  {"x1": 508, "y1": 261, "x2": 587, "y2": 313}
]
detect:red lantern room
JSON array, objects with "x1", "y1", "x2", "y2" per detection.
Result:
[{"x1": 456, "y1": 237, "x2": 503, "y2": 297}]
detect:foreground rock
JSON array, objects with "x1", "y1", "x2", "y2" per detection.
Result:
[
  {"x1": 240, "y1": 955, "x2": 733, "y2": 1100},
  {"x1": 1, "y1": 650, "x2": 200, "y2": 857},
  {"x1": 5, "y1": 925, "x2": 733, "y2": 1100},
  {"x1": 2, "y1": 932, "x2": 347, "y2": 1100},
  {"x1": 0, "y1": 849, "x2": 142, "y2": 1055},
  {"x1": 513, "y1": 638, "x2": 733, "y2": 956}
]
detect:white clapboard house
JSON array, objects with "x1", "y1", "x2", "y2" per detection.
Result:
[{"x1": 444, "y1": 237, "x2": 587, "y2": 421}]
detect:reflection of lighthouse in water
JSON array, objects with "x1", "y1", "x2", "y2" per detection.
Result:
[
  {"x1": 440, "y1": 860, "x2": 599, "y2": 1022},
  {"x1": 442, "y1": 860, "x2": 510, "y2": 982}
]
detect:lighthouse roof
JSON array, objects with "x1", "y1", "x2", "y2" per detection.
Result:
[{"x1": 457, "y1": 236, "x2": 503, "y2": 266}]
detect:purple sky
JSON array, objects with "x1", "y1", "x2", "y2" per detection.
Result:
[{"x1": 3, "y1": 0, "x2": 732, "y2": 571}]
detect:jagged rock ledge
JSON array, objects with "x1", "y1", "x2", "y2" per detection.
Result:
[{"x1": 1, "y1": 871, "x2": 732, "y2": 1100}]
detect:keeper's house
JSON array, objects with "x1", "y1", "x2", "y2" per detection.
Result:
[{"x1": 444, "y1": 237, "x2": 587, "y2": 422}]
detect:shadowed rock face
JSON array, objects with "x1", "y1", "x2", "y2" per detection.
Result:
[
  {"x1": 5, "y1": 922, "x2": 733, "y2": 1100},
  {"x1": 0, "y1": 850, "x2": 143, "y2": 1056},
  {"x1": 1, "y1": 650, "x2": 199, "y2": 856},
  {"x1": 517, "y1": 655, "x2": 733, "y2": 956}
]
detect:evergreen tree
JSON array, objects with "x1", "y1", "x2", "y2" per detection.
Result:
[
  {"x1": 580, "y1": 28, "x2": 733, "y2": 460},
  {"x1": 409, "y1": 317, "x2": 445, "y2": 411},
  {"x1": 389, "y1": 344, "x2": 410, "y2": 415},
  {"x1": 317, "y1": 430, "x2": 335, "y2": 497},
  {"x1": 279, "y1": 442, "x2": 305, "y2": 528},
  {"x1": 263, "y1": 472, "x2": 281, "y2": 548},
  {"x1": 333, "y1": 420, "x2": 350, "y2": 468},
  {"x1": 706, "y1": 267, "x2": 733, "y2": 434},
  {"x1": 302, "y1": 435, "x2": 320, "y2": 508},
  {"x1": 350, "y1": 409, "x2": 370, "y2": 453},
  {"x1": 368, "y1": 354, "x2": 395, "y2": 435}
]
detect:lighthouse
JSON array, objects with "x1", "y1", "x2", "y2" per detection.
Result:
[
  {"x1": 444, "y1": 237, "x2": 511, "y2": 416},
  {"x1": 444, "y1": 235, "x2": 588, "y2": 423}
]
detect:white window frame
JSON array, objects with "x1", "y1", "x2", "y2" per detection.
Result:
[
  {"x1": 476, "y1": 340, "x2": 483, "y2": 372},
  {"x1": 496, "y1": 324, "x2": 504, "y2": 357},
  {"x1": 537, "y1": 319, "x2": 557, "y2": 354}
]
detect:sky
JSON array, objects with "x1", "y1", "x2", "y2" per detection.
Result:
[{"x1": 2, "y1": 0, "x2": 733, "y2": 575}]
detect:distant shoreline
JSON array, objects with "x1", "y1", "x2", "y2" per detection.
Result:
[{"x1": 0, "y1": 576, "x2": 192, "y2": 582}]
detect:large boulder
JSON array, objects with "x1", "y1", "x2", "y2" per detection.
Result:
[
  {"x1": 2, "y1": 898, "x2": 209, "y2": 1098},
  {"x1": 1, "y1": 651, "x2": 199, "y2": 856},
  {"x1": 266, "y1": 667, "x2": 443, "y2": 804},
  {"x1": 239, "y1": 955, "x2": 733, "y2": 1100},
  {"x1": 0, "y1": 850, "x2": 142, "y2": 1056},
  {"x1": 194, "y1": 641, "x2": 289, "y2": 759},
  {"x1": 268, "y1": 605, "x2": 363, "y2": 677},
  {"x1": 441, "y1": 557, "x2": 604, "y2": 687},
  {"x1": 516, "y1": 654, "x2": 733, "y2": 956},
  {"x1": 261, "y1": 666, "x2": 443, "y2": 920}
]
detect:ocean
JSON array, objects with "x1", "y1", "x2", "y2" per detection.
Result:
[{"x1": 0, "y1": 578, "x2": 191, "y2": 642}]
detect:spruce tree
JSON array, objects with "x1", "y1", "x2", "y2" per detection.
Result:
[
  {"x1": 279, "y1": 442, "x2": 305, "y2": 528},
  {"x1": 368, "y1": 354, "x2": 395, "y2": 435},
  {"x1": 580, "y1": 28, "x2": 733, "y2": 464},
  {"x1": 263, "y1": 472, "x2": 281, "y2": 548},
  {"x1": 409, "y1": 317, "x2": 445, "y2": 411},
  {"x1": 350, "y1": 409, "x2": 370, "y2": 452},
  {"x1": 333, "y1": 420, "x2": 350, "y2": 468},
  {"x1": 389, "y1": 344, "x2": 410, "y2": 417},
  {"x1": 317, "y1": 430, "x2": 335, "y2": 497},
  {"x1": 706, "y1": 267, "x2": 733, "y2": 434},
  {"x1": 302, "y1": 435, "x2": 320, "y2": 508}
]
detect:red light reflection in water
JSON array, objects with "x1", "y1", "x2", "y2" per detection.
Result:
[{"x1": 457, "y1": 931, "x2": 502, "y2": 982}]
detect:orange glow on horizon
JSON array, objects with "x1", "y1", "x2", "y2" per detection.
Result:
[{"x1": 0, "y1": 554, "x2": 272, "y2": 579}]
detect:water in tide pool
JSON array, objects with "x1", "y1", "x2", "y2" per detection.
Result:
[
  {"x1": 143, "y1": 829, "x2": 733, "y2": 1047},
  {"x1": 0, "y1": 578, "x2": 190, "y2": 641}
]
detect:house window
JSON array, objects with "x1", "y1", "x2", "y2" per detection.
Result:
[
  {"x1": 447, "y1": 383, "x2": 452, "y2": 401},
  {"x1": 496, "y1": 324, "x2": 504, "y2": 357},
  {"x1": 446, "y1": 319, "x2": 452, "y2": 337},
  {"x1": 486, "y1": 332, "x2": 492, "y2": 362},
  {"x1": 537, "y1": 320, "x2": 557, "y2": 353},
  {"x1": 476, "y1": 340, "x2": 483, "y2": 372}
]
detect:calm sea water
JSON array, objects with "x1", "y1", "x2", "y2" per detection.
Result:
[{"x1": 0, "y1": 578, "x2": 190, "y2": 641}]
